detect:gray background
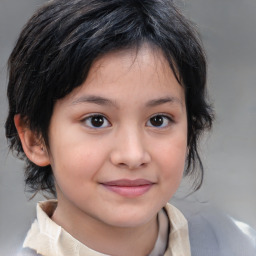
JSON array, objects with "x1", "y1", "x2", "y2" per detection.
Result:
[{"x1": 0, "y1": 0, "x2": 255, "y2": 255}]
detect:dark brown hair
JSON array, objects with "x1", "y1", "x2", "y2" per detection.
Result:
[{"x1": 6, "y1": 0, "x2": 214, "y2": 196}]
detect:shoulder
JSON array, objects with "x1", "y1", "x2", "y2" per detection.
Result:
[
  {"x1": 17, "y1": 247, "x2": 42, "y2": 256},
  {"x1": 173, "y1": 200, "x2": 256, "y2": 256}
]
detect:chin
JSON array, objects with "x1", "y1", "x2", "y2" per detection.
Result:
[{"x1": 103, "y1": 211, "x2": 157, "y2": 228}]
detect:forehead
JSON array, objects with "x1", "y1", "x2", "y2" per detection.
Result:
[
  {"x1": 87, "y1": 45, "x2": 176, "y2": 86},
  {"x1": 58, "y1": 44, "x2": 185, "y2": 108}
]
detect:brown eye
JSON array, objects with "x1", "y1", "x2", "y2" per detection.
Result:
[
  {"x1": 84, "y1": 115, "x2": 110, "y2": 128},
  {"x1": 147, "y1": 115, "x2": 171, "y2": 128},
  {"x1": 150, "y1": 116, "x2": 164, "y2": 126}
]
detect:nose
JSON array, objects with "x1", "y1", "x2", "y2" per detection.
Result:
[{"x1": 110, "y1": 128, "x2": 151, "y2": 169}]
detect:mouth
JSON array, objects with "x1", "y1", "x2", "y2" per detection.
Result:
[{"x1": 101, "y1": 179, "x2": 154, "y2": 197}]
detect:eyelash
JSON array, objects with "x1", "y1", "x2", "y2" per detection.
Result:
[{"x1": 81, "y1": 113, "x2": 174, "y2": 129}]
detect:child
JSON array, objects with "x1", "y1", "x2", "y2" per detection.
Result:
[{"x1": 5, "y1": 0, "x2": 213, "y2": 255}]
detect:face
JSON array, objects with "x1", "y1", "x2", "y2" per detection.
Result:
[{"x1": 47, "y1": 45, "x2": 187, "y2": 229}]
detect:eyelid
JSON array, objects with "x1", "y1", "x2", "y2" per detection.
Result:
[{"x1": 149, "y1": 113, "x2": 174, "y2": 121}]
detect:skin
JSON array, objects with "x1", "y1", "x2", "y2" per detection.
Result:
[{"x1": 16, "y1": 44, "x2": 188, "y2": 256}]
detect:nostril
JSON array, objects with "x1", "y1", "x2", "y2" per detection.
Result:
[
  {"x1": 118, "y1": 161, "x2": 148, "y2": 170},
  {"x1": 118, "y1": 163, "x2": 127, "y2": 168}
]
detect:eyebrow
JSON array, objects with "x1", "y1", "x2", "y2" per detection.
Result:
[
  {"x1": 71, "y1": 95, "x2": 183, "y2": 108},
  {"x1": 146, "y1": 96, "x2": 183, "y2": 108},
  {"x1": 71, "y1": 95, "x2": 117, "y2": 108}
]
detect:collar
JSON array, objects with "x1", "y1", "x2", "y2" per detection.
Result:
[{"x1": 23, "y1": 200, "x2": 190, "y2": 256}]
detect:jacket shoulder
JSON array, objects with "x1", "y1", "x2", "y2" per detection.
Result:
[{"x1": 17, "y1": 247, "x2": 42, "y2": 256}]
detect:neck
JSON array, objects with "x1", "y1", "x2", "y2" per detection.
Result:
[{"x1": 51, "y1": 200, "x2": 159, "y2": 256}]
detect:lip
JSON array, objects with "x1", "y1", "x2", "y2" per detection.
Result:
[{"x1": 101, "y1": 179, "x2": 154, "y2": 197}]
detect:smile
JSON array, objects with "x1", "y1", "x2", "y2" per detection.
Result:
[{"x1": 101, "y1": 179, "x2": 154, "y2": 197}]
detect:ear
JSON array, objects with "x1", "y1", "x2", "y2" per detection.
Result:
[{"x1": 14, "y1": 114, "x2": 50, "y2": 167}]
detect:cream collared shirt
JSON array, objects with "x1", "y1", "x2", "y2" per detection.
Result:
[{"x1": 23, "y1": 200, "x2": 191, "y2": 256}]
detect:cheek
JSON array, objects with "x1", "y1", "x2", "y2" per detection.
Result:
[
  {"x1": 50, "y1": 146, "x2": 100, "y2": 202},
  {"x1": 49, "y1": 142, "x2": 102, "y2": 186},
  {"x1": 154, "y1": 136, "x2": 187, "y2": 188},
  {"x1": 160, "y1": 146, "x2": 186, "y2": 177}
]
